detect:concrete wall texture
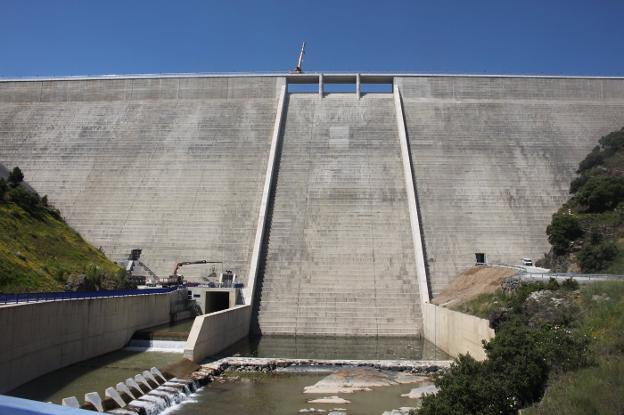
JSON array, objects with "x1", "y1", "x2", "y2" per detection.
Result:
[
  {"x1": 422, "y1": 303, "x2": 494, "y2": 361},
  {"x1": 184, "y1": 305, "x2": 251, "y2": 362},
  {"x1": 396, "y1": 76, "x2": 624, "y2": 296},
  {"x1": 2, "y1": 75, "x2": 624, "y2": 336},
  {"x1": 0, "y1": 77, "x2": 283, "y2": 279},
  {"x1": 256, "y1": 93, "x2": 422, "y2": 336},
  {"x1": 0, "y1": 291, "x2": 183, "y2": 393}
]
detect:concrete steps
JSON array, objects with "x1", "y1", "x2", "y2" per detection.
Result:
[{"x1": 256, "y1": 94, "x2": 422, "y2": 336}]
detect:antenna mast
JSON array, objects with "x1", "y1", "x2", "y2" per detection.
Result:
[{"x1": 294, "y1": 41, "x2": 306, "y2": 73}]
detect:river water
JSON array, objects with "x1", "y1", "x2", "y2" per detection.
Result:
[
  {"x1": 177, "y1": 371, "x2": 428, "y2": 415},
  {"x1": 9, "y1": 336, "x2": 448, "y2": 413},
  {"x1": 8, "y1": 350, "x2": 182, "y2": 404}
]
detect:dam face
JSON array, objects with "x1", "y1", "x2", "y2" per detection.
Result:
[
  {"x1": 257, "y1": 93, "x2": 421, "y2": 336},
  {"x1": 2, "y1": 74, "x2": 624, "y2": 335},
  {"x1": 0, "y1": 77, "x2": 282, "y2": 279}
]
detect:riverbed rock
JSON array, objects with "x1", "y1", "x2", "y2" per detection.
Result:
[
  {"x1": 304, "y1": 368, "x2": 427, "y2": 394},
  {"x1": 308, "y1": 396, "x2": 351, "y2": 404},
  {"x1": 400, "y1": 384, "x2": 438, "y2": 399},
  {"x1": 381, "y1": 407, "x2": 416, "y2": 415}
]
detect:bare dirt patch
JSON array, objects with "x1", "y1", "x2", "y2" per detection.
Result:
[{"x1": 431, "y1": 266, "x2": 515, "y2": 308}]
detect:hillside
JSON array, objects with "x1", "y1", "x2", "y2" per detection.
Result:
[
  {"x1": 0, "y1": 166, "x2": 124, "y2": 293},
  {"x1": 539, "y1": 127, "x2": 624, "y2": 273}
]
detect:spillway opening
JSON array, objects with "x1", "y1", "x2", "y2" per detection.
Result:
[
  {"x1": 205, "y1": 291, "x2": 230, "y2": 313},
  {"x1": 360, "y1": 82, "x2": 393, "y2": 94},
  {"x1": 323, "y1": 82, "x2": 357, "y2": 94},
  {"x1": 287, "y1": 83, "x2": 318, "y2": 93}
]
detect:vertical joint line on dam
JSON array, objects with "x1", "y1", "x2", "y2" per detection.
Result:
[
  {"x1": 244, "y1": 82, "x2": 288, "y2": 306},
  {"x1": 393, "y1": 83, "x2": 431, "y2": 305}
]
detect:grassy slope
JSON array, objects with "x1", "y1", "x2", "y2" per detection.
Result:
[
  {"x1": 525, "y1": 281, "x2": 624, "y2": 414},
  {"x1": 457, "y1": 281, "x2": 624, "y2": 414},
  {"x1": 0, "y1": 202, "x2": 121, "y2": 293}
]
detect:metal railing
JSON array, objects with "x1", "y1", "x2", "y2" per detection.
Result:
[
  {"x1": 0, "y1": 287, "x2": 176, "y2": 305},
  {"x1": 484, "y1": 263, "x2": 624, "y2": 283},
  {"x1": 516, "y1": 272, "x2": 624, "y2": 283}
]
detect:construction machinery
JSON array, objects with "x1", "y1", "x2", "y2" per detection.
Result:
[
  {"x1": 292, "y1": 41, "x2": 306, "y2": 73},
  {"x1": 168, "y1": 260, "x2": 227, "y2": 286}
]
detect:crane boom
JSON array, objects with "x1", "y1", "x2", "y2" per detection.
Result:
[
  {"x1": 172, "y1": 259, "x2": 209, "y2": 276},
  {"x1": 294, "y1": 41, "x2": 305, "y2": 73}
]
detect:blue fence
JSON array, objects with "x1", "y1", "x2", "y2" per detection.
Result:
[{"x1": 0, "y1": 287, "x2": 176, "y2": 305}]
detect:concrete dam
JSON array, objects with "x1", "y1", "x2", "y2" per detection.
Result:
[{"x1": 2, "y1": 74, "x2": 624, "y2": 337}]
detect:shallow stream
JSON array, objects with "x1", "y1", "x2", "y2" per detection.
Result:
[
  {"x1": 9, "y1": 335, "x2": 448, "y2": 414},
  {"x1": 176, "y1": 371, "x2": 427, "y2": 415}
]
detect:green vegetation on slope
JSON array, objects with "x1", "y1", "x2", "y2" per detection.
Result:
[
  {"x1": 540, "y1": 127, "x2": 624, "y2": 273},
  {"x1": 0, "y1": 166, "x2": 125, "y2": 293},
  {"x1": 524, "y1": 281, "x2": 624, "y2": 414},
  {"x1": 418, "y1": 278, "x2": 598, "y2": 415}
]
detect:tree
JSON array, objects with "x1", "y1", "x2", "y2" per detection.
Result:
[
  {"x1": 546, "y1": 213, "x2": 584, "y2": 255},
  {"x1": 576, "y1": 176, "x2": 624, "y2": 212},
  {"x1": 577, "y1": 241, "x2": 618, "y2": 272},
  {"x1": 8, "y1": 166, "x2": 24, "y2": 188},
  {"x1": 577, "y1": 146, "x2": 604, "y2": 173},
  {"x1": 9, "y1": 186, "x2": 41, "y2": 213},
  {"x1": 0, "y1": 178, "x2": 7, "y2": 201},
  {"x1": 598, "y1": 127, "x2": 624, "y2": 153}
]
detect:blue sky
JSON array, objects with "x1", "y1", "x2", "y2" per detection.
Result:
[{"x1": 1, "y1": 0, "x2": 623, "y2": 77}]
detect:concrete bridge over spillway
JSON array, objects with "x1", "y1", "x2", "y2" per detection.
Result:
[{"x1": 2, "y1": 73, "x2": 624, "y2": 341}]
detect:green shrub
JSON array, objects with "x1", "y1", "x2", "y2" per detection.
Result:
[
  {"x1": 576, "y1": 176, "x2": 624, "y2": 212},
  {"x1": 577, "y1": 241, "x2": 618, "y2": 272},
  {"x1": 545, "y1": 277, "x2": 560, "y2": 291},
  {"x1": 569, "y1": 174, "x2": 588, "y2": 194},
  {"x1": 9, "y1": 186, "x2": 42, "y2": 214},
  {"x1": 533, "y1": 324, "x2": 591, "y2": 373},
  {"x1": 546, "y1": 213, "x2": 583, "y2": 254},
  {"x1": 0, "y1": 178, "x2": 7, "y2": 201},
  {"x1": 8, "y1": 166, "x2": 24, "y2": 188},
  {"x1": 598, "y1": 127, "x2": 624, "y2": 153},
  {"x1": 524, "y1": 357, "x2": 624, "y2": 415},
  {"x1": 561, "y1": 277, "x2": 579, "y2": 290},
  {"x1": 420, "y1": 319, "x2": 552, "y2": 415},
  {"x1": 577, "y1": 146, "x2": 604, "y2": 173}
]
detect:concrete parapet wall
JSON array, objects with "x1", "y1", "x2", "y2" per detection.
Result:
[
  {"x1": 422, "y1": 303, "x2": 494, "y2": 361},
  {"x1": 0, "y1": 291, "x2": 182, "y2": 393},
  {"x1": 0, "y1": 77, "x2": 281, "y2": 102},
  {"x1": 184, "y1": 305, "x2": 251, "y2": 362}
]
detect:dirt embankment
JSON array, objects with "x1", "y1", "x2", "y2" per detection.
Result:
[{"x1": 431, "y1": 266, "x2": 516, "y2": 308}]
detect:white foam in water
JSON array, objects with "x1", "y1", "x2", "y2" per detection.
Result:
[
  {"x1": 129, "y1": 399, "x2": 160, "y2": 415},
  {"x1": 116, "y1": 382, "x2": 136, "y2": 399},
  {"x1": 126, "y1": 383, "x2": 202, "y2": 415},
  {"x1": 141, "y1": 394, "x2": 168, "y2": 410},
  {"x1": 109, "y1": 410, "x2": 137, "y2": 415},
  {"x1": 125, "y1": 340, "x2": 185, "y2": 353},
  {"x1": 84, "y1": 391, "x2": 104, "y2": 412}
]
